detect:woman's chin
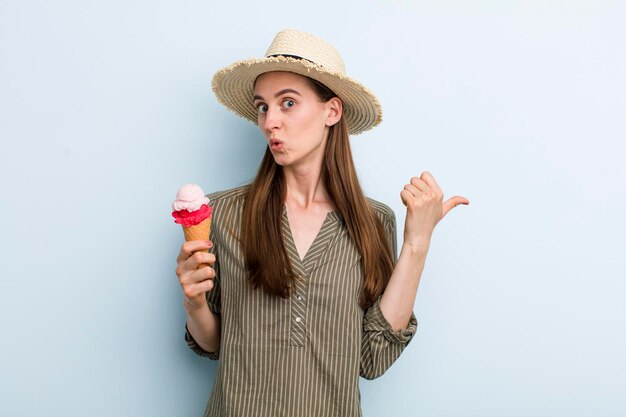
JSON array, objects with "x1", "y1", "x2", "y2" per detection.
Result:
[{"x1": 271, "y1": 152, "x2": 291, "y2": 166}]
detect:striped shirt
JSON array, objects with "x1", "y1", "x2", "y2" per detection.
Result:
[{"x1": 185, "y1": 186, "x2": 418, "y2": 417}]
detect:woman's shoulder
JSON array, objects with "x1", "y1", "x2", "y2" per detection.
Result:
[
  {"x1": 206, "y1": 185, "x2": 249, "y2": 214},
  {"x1": 207, "y1": 185, "x2": 248, "y2": 203},
  {"x1": 366, "y1": 197, "x2": 396, "y2": 223}
]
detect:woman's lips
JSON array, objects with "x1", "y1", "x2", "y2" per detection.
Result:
[{"x1": 270, "y1": 139, "x2": 284, "y2": 151}]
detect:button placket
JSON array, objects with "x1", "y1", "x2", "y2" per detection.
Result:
[{"x1": 289, "y1": 274, "x2": 309, "y2": 347}]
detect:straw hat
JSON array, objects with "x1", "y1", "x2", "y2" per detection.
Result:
[{"x1": 211, "y1": 29, "x2": 382, "y2": 135}]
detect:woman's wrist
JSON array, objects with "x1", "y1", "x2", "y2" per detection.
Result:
[
  {"x1": 400, "y1": 236, "x2": 431, "y2": 256},
  {"x1": 184, "y1": 296, "x2": 208, "y2": 314}
]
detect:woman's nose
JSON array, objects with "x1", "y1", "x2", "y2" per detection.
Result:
[{"x1": 262, "y1": 107, "x2": 281, "y2": 132}]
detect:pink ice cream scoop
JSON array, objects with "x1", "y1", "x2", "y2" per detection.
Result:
[{"x1": 172, "y1": 184, "x2": 210, "y2": 212}]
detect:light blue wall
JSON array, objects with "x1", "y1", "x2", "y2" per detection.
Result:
[{"x1": 1, "y1": 1, "x2": 625, "y2": 416}]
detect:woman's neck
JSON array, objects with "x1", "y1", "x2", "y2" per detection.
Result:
[{"x1": 283, "y1": 163, "x2": 332, "y2": 210}]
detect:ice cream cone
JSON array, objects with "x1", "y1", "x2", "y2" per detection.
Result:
[{"x1": 182, "y1": 216, "x2": 212, "y2": 243}]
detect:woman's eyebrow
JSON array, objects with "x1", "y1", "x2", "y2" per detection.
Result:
[{"x1": 253, "y1": 88, "x2": 302, "y2": 101}]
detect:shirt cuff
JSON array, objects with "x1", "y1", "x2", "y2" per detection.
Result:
[
  {"x1": 184, "y1": 324, "x2": 220, "y2": 360},
  {"x1": 363, "y1": 297, "x2": 418, "y2": 344}
]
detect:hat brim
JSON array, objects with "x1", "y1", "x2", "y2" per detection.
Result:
[{"x1": 211, "y1": 56, "x2": 382, "y2": 135}]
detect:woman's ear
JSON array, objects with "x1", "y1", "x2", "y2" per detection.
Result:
[{"x1": 325, "y1": 97, "x2": 343, "y2": 127}]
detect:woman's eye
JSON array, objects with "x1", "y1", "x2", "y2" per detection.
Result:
[
  {"x1": 282, "y1": 99, "x2": 295, "y2": 109},
  {"x1": 256, "y1": 103, "x2": 268, "y2": 113}
]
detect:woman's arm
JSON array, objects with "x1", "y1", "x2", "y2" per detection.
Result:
[
  {"x1": 176, "y1": 240, "x2": 221, "y2": 353},
  {"x1": 380, "y1": 171, "x2": 469, "y2": 331},
  {"x1": 185, "y1": 300, "x2": 221, "y2": 353}
]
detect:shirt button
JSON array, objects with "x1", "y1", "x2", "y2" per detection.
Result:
[
  {"x1": 295, "y1": 317, "x2": 302, "y2": 323},
  {"x1": 296, "y1": 294, "x2": 302, "y2": 301}
]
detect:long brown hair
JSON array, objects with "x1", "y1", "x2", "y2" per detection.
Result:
[{"x1": 241, "y1": 76, "x2": 394, "y2": 309}]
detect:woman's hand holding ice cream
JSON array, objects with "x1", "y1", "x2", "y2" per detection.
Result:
[
  {"x1": 176, "y1": 240, "x2": 216, "y2": 309},
  {"x1": 172, "y1": 183, "x2": 217, "y2": 308},
  {"x1": 172, "y1": 184, "x2": 221, "y2": 353},
  {"x1": 176, "y1": 240, "x2": 221, "y2": 354}
]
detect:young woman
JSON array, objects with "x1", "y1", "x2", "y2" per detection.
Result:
[{"x1": 175, "y1": 29, "x2": 469, "y2": 417}]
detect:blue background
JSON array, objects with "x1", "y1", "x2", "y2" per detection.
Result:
[{"x1": 1, "y1": 1, "x2": 625, "y2": 416}]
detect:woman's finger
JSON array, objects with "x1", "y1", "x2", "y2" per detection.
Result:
[
  {"x1": 177, "y1": 240, "x2": 212, "y2": 263},
  {"x1": 186, "y1": 251, "x2": 216, "y2": 271},
  {"x1": 179, "y1": 264, "x2": 215, "y2": 286},
  {"x1": 442, "y1": 195, "x2": 470, "y2": 217},
  {"x1": 420, "y1": 171, "x2": 442, "y2": 194},
  {"x1": 191, "y1": 264, "x2": 216, "y2": 282},
  {"x1": 400, "y1": 189, "x2": 415, "y2": 206},
  {"x1": 409, "y1": 176, "x2": 430, "y2": 192},
  {"x1": 183, "y1": 279, "x2": 214, "y2": 302},
  {"x1": 194, "y1": 278, "x2": 215, "y2": 294},
  {"x1": 403, "y1": 183, "x2": 420, "y2": 197}
]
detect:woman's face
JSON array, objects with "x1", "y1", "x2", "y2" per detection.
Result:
[{"x1": 253, "y1": 71, "x2": 341, "y2": 169}]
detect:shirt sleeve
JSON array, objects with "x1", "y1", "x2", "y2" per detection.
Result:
[
  {"x1": 360, "y1": 297, "x2": 418, "y2": 379},
  {"x1": 184, "y1": 242, "x2": 221, "y2": 360},
  {"x1": 359, "y1": 204, "x2": 418, "y2": 380}
]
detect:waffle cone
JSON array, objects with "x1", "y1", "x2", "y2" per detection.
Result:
[{"x1": 182, "y1": 216, "x2": 212, "y2": 243}]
